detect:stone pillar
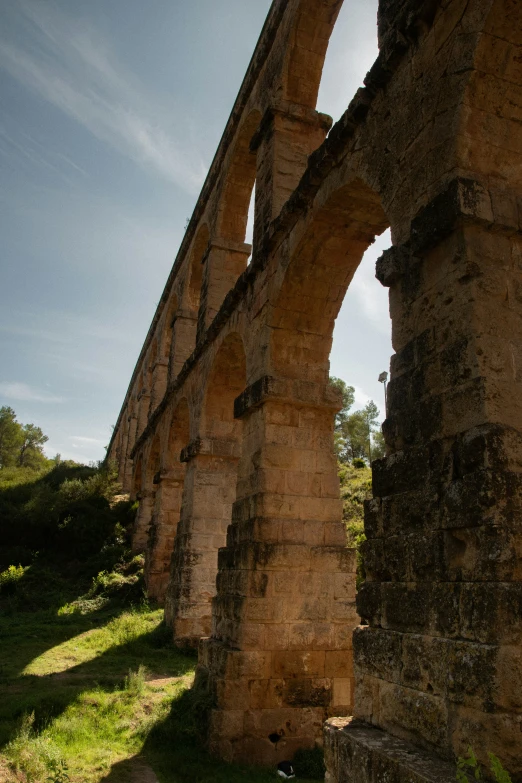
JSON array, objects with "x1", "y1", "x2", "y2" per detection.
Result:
[
  {"x1": 342, "y1": 179, "x2": 522, "y2": 777},
  {"x1": 251, "y1": 103, "x2": 332, "y2": 248},
  {"x1": 198, "y1": 376, "x2": 358, "y2": 765},
  {"x1": 145, "y1": 466, "x2": 186, "y2": 604},
  {"x1": 169, "y1": 308, "x2": 198, "y2": 381},
  {"x1": 166, "y1": 436, "x2": 241, "y2": 647},
  {"x1": 149, "y1": 360, "x2": 168, "y2": 416},
  {"x1": 132, "y1": 486, "x2": 155, "y2": 553},
  {"x1": 196, "y1": 239, "x2": 252, "y2": 342}
]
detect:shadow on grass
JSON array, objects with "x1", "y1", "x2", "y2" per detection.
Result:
[
  {"x1": 0, "y1": 612, "x2": 195, "y2": 749},
  {"x1": 99, "y1": 689, "x2": 280, "y2": 783}
]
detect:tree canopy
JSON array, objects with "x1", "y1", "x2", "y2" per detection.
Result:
[
  {"x1": 0, "y1": 407, "x2": 49, "y2": 470},
  {"x1": 329, "y1": 377, "x2": 385, "y2": 464}
]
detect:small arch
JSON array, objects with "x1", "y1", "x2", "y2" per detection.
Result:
[
  {"x1": 187, "y1": 224, "x2": 209, "y2": 313},
  {"x1": 316, "y1": 0, "x2": 379, "y2": 121},
  {"x1": 217, "y1": 110, "x2": 260, "y2": 244},
  {"x1": 283, "y1": 0, "x2": 345, "y2": 109}
]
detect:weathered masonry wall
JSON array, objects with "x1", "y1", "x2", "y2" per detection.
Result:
[{"x1": 108, "y1": 0, "x2": 522, "y2": 778}]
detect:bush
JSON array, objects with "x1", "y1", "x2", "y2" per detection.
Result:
[
  {"x1": 0, "y1": 564, "x2": 26, "y2": 595},
  {"x1": 0, "y1": 462, "x2": 136, "y2": 565}
]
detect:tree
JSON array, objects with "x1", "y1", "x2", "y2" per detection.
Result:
[
  {"x1": 0, "y1": 407, "x2": 23, "y2": 468},
  {"x1": 371, "y1": 429, "x2": 386, "y2": 460},
  {"x1": 18, "y1": 423, "x2": 48, "y2": 469},
  {"x1": 329, "y1": 377, "x2": 355, "y2": 460}
]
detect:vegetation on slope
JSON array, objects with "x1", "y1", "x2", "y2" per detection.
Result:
[{"x1": 0, "y1": 445, "x2": 320, "y2": 782}]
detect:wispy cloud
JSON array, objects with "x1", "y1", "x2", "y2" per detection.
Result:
[
  {"x1": 0, "y1": 0, "x2": 206, "y2": 192},
  {"x1": 0, "y1": 381, "x2": 65, "y2": 403},
  {"x1": 0, "y1": 310, "x2": 134, "y2": 346},
  {"x1": 0, "y1": 125, "x2": 88, "y2": 183}
]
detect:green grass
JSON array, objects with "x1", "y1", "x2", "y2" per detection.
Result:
[{"x1": 0, "y1": 573, "x2": 319, "y2": 782}]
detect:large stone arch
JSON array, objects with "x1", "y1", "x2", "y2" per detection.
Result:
[
  {"x1": 132, "y1": 433, "x2": 161, "y2": 552},
  {"x1": 269, "y1": 178, "x2": 389, "y2": 385},
  {"x1": 147, "y1": 397, "x2": 191, "y2": 605},
  {"x1": 167, "y1": 332, "x2": 247, "y2": 647}
]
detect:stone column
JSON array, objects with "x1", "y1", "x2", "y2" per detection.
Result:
[
  {"x1": 145, "y1": 466, "x2": 186, "y2": 604},
  {"x1": 149, "y1": 360, "x2": 169, "y2": 416},
  {"x1": 169, "y1": 308, "x2": 198, "y2": 381},
  {"x1": 251, "y1": 103, "x2": 332, "y2": 248},
  {"x1": 166, "y1": 436, "x2": 241, "y2": 647},
  {"x1": 332, "y1": 179, "x2": 522, "y2": 778},
  {"x1": 196, "y1": 239, "x2": 252, "y2": 342},
  {"x1": 198, "y1": 376, "x2": 358, "y2": 765}
]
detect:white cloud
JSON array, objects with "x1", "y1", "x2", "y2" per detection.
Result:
[
  {"x1": 0, "y1": 0, "x2": 206, "y2": 192},
  {"x1": 0, "y1": 381, "x2": 64, "y2": 403},
  {"x1": 70, "y1": 435, "x2": 106, "y2": 444}
]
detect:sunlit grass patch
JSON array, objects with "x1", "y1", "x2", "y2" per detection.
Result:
[{"x1": 23, "y1": 609, "x2": 164, "y2": 677}]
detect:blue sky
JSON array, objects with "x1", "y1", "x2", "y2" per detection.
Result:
[{"x1": 0, "y1": 0, "x2": 390, "y2": 463}]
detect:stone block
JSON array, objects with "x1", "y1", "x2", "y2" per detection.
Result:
[
  {"x1": 272, "y1": 650, "x2": 326, "y2": 678},
  {"x1": 353, "y1": 627, "x2": 402, "y2": 684}
]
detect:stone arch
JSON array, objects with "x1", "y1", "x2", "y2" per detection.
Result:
[
  {"x1": 132, "y1": 433, "x2": 161, "y2": 552},
  {"x1": 269, "y1": 178, "x2": 389, "y2": 385},
  {"x1": 146, "y1": 399, "x2": 191, "y2": 604},
  {"x1": 282, "y1": 0, "x2": 344, "y2": 109},
  {"x1": 186, "y1": 224, "x2": 209, "y2": 313},
  {"x1": 216, "y1": 110, "x2": 260, "y2": 244},
  {"x1": 167, "y1": 333, "x2": 247, "y2": 646}
]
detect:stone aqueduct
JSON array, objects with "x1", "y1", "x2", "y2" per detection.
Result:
[{"x1": 107, "y1": 0, "x2": 522, "y2": 778}]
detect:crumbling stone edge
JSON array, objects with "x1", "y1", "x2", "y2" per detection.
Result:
[{"x1": 324, "y1": 717, "x2": 456, "y2": 783}]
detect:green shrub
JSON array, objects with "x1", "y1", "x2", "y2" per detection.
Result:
[
  {"x1": 124, "y1": 665, "x2": 148, "y2": 697},
  {"x1": 0, "y1": 563, "x2": 26, "y2": 594},
  {"x1": 457, "y1": 747, "x2": 512, "y2": 783}
]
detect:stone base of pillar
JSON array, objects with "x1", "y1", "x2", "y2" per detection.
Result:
[
  {"x1": 324, "y1": 717, "x2": 456, "y2": 783},
  {"x1": 199, "y1": 604, "x2": 355, "y2": 766}
]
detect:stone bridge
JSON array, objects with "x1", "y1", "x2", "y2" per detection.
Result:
[{"x1": 107, "y1": 0, "x2": 522, "y2": 778}]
